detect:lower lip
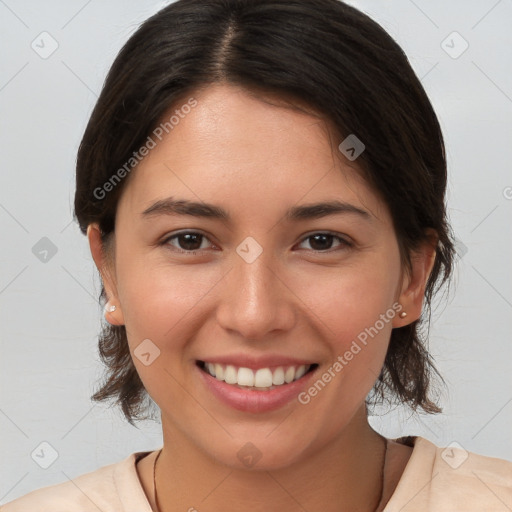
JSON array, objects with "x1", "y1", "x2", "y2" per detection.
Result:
[{"x1": 197, "y1": 364, "x2": 318, "y2": 413}]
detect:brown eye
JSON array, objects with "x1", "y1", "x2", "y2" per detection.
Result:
[
  {"x1": 297, "y1": 233, "x2": 352, "y2": 252},
  {"x1": 163, "y1": 231, "x2": 213, "y2": 253}
]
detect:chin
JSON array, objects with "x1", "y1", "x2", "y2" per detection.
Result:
[{"x1": 203, "y1": 432, "x2": 313, "y2": 472}]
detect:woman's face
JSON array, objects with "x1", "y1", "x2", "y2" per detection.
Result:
[{"x1": 92, "y1": 83, "x2": 426, "y2": 469}]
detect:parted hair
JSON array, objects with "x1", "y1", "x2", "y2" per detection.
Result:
[{"x1": 74, "y1": 0, "x2": 455, "y2": 425}]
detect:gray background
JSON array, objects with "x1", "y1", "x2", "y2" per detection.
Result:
[{"x1": 1, "y1": 0, "x2": 511, "y2": 504}]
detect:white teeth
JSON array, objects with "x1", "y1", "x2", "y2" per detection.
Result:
[
  {"x1": 214, "y1": 363, "x2": 224, "y2": 380},
  {"x1": 254, "y1": 368, "x2": 273, "y2": 388},
  {"x1": 207, "y1": 362, "x2": 216, "y2": 377},
  {"x1": 272, "y1": 367, "x2": 285, "y2": 385},
  {"x1": 224, "y1": 365, "x2": 237, "y2": 384},
  {"x1": 237, "y1": 367, "x2": 255, "y2": 386},
  {"x1": 295, "y1": 365, "x2": 307, "y2": 380},
  {"x1": 202, "y1": 362, "x2": 312, "y2": 389},
  {"x1": 284, "y1": 366, "x2": 295, "y2": 384}
]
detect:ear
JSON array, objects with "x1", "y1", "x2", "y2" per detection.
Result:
[
  {"x1": 87, "y1": 223, "x2": 125, "y2": 326},
  {"x1": 392, "y1": 229, "x2": 438, "y2": 327}
]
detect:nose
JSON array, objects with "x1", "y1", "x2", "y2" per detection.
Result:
[{"x1": 216, "y1": 247, "x2": 296, "y2": 341}]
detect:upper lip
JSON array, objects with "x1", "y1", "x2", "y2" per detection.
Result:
[{"x1": 197, "y1": 354, "x2": 317, "y2": 370}]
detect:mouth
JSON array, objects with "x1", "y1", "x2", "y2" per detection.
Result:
[{"x1": 196, "y1": 360, "x2": 318, "y2": 391}]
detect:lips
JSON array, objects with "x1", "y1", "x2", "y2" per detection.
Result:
[{"x1": 196, "y1": 358, "x2": 319, "y2": 413}]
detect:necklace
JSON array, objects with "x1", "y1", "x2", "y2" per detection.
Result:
[{"x1": 152, "y1": 437, "x2": 388, "y2": 512}]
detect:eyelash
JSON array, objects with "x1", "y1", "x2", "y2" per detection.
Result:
[{"x1": 160, "y1": 230, "x2": 353, "y2": 255}]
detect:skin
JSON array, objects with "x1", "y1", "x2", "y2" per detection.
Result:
[{"x1": 88, "y1": 83, "x2": 436, "y2": 511}]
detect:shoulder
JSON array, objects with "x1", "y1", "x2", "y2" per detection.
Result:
[
  {"x1": 385, "y1": 436, "x2": 512, "y2": 512},
  {"x1": 1, "y1": 452, "x2": 153, "y2": 512}
]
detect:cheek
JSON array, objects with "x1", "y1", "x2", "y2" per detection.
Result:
[
  {"x1": 304, "y1": 260, "x2": 400, "y2": 346},
  {"x1": 115, "y1": 253, "x2": 221, "y2": 344},
  {"x1": 295, "y1": 269, "x2": 399, "y2": 432},
  {"x1": 114, "y1": 257, "x2": 220, "y2": 402}
]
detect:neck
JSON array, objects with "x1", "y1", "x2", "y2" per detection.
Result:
[{"x1": 154, "y1": 405, "x2": 388, "y2": 512}]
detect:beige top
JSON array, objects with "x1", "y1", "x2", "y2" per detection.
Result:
[{"x1": 2, "y1": 436, "x2": 512, "y2": 511}]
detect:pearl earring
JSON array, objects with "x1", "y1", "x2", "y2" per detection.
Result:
[
  {"x1": 399, "y1": 311, "x2": 407, "y2": 318},
  {"x1": 106, "y1": 304, "x2": 116, "y2": 313}
]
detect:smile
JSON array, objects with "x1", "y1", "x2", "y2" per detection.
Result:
[{"x1": 198, "y1": 361, "x2": 317, "y2": 390}]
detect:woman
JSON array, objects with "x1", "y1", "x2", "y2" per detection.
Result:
[{"x1": 4, "y1": 0, "x2": 511, "y2": 510}]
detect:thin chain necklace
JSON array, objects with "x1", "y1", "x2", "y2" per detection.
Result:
[{"x1": 152, "y1": 437, "x2": 388, "y2": 512}]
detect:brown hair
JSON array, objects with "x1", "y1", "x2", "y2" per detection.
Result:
[{"x1": 74, "y1": 0, "x2": 455, "y2": 425}]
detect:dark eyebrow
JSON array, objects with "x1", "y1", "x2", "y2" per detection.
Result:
[
  {"x1": 141, "y1": 197, "x2": 371, "y2": 222},
  {"x1": 142, "y1": 198, "x2": 230, "y2": 220},
  {"x1": 285, "y1": 200, "x2": 371, "y2": 221}
]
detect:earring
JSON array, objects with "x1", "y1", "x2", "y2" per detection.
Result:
[
  {"x1": 105, "y1": 304, "x2": 116, "y2": 313},
  {"x1": 399, "y1": 311, "x2": 407, "y2": 318}
]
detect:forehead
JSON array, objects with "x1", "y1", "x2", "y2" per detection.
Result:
[{"x1": 117, "y1": 83, "x2": 389, "y2": 224}]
